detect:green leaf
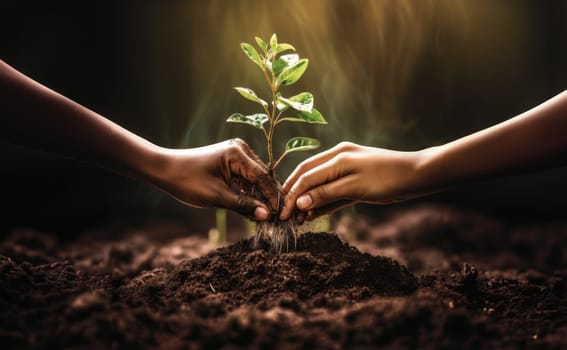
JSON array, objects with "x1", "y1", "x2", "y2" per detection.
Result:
[
  {"x1": 273, "y1": 54, "x2": 299, "y2": 75},
  {"x1": 233, "y1": 87, "x2": 268, "y2": 107},
  {"x1": 277, "y1": 58, "x2": 308, "y2": 86},
  {"x1": 241, "y1": 43, "x2": 263, "y2": 68},
  {"x1": 276, "y1": 101, "x2": 288, "y2": 111},
  {"x1": 275, "y1": 93, "x2": 288, "y2": 111},
  {"x1": 282, "y1": 108, "x2": 327, "y2": 124},
  {"x1": 277, "y1": 116, "x2": 304, "y2": 123},
  {"x1": 277, "y1": 92, "x2": 326, "y2": 123},
  {"x1": 269, "y1": 33, "x2": 278, "y2": 50},
  {"x1": 285, "y1": 137, "x2": 321, "y2": 153},
  {"x1": 278, "y1": 92, "x2": 314, "y2": 112},
  {"x1": 275, "y1": 43, "x2": 296, "y2": 54},
  {"x1": 255, "y1": 37, "x2": 268, "y2": 54},
  {"x1": 227, "y1": 113, "x2": 268, "y2": 129}
]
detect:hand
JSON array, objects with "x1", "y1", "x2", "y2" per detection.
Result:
[
  {"x1": 151, "y1": 138, "x2": 279, "y2": 221},
  {"x1": 280, "y1": 142, "x2": 423, "y2": 222},
  {"x1": 0, "y1": 61, "x2": 279, "y2": 219}
]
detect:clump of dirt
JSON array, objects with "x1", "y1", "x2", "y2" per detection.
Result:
[
  {"x1": 231, "y1": 144, "x2": 300, "y2": 253},
  {"x1": 112, "y1": 232, "x2": 416, "y2": 349},
  {"x1": 159, "y1": 232, "x2": 417, "y2": 312},
  {"x1": 242, "y1": 179, "x2": 299, "y2": 253}
]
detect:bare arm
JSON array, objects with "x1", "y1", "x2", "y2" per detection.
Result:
[
  {"x1": 280, "y1": 90, "x2": 567, "y2": 221},
  {"x1": 418, "y1": 90, "x2": 567, "y2": 190},
  {"x1": 0, "y1": 60, "x2": 277, "y2": 220},
  {"x1": 0, "y1": 60, "x2": 165, "y2": 181}
]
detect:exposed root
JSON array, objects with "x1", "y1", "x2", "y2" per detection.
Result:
[
  {"x1": 254, "y1": 217, "x2": 298, "y2": 253},
  {"x1": 246, "y1": 180, "x2": 299, "y2": 253}
]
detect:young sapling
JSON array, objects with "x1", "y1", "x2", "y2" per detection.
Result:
[{"x1": 227, "y1": 34, "x2": 327, "y2": 251}]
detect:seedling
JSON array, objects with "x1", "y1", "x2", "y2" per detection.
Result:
[{"x1": 227, "y1": 34, "x2": 327, "y2": 251}]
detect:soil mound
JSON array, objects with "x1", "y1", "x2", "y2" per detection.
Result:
[
  {"x1": 157, "y1": 232, "x2": 416, "y2": 313},
  {"x1": 1, "y1": 211, "x2": 567, "y2": 349}
]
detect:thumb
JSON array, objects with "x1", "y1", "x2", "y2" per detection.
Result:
[{"x1": 295, "y1": 175, "x2": 357, "y2": 212}]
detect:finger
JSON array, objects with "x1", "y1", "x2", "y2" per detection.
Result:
[
  {"x1": 280, "y1": 163, "x2": 337, "y2": 220},
  {"x1": 218, "y1": 188, "x2": 271, "y2": 221},
  {"x1": 228, "y1": 146, "x2": 268, "y2": 183},
  {"x1": 230, "y1": 138, "x2": 266, "y2": 168},
  {"x1": 280, "y1": 159, "x2": 347, "y2": 220},
  {"x1": 231, "y1": 174, "x2": 280, "y2": 215},
  {"x1": 255, "y1": 172, "x2": 281, "y2": 213},
  {"x1": 305, "y1": 200, "x2": 355, "y2": 221},
  {"x1": 227, "y1": 145, "x2": 280, "y2": 212},
  {"x1": 294, "y1": 211, "x2": 306, "y2": 225},
  {"x1": 297, "y1": 175, "x2": 359, "y2": 212},
  {"x1": 282, "y1": 142, "x2": 351, "y2": 194},
  {"x1": 282, "y1": 142, "x2": 358, "y2": 194}
]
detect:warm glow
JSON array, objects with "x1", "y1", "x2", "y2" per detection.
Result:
[{"x1": 142, "y1": 0, "x2": 532, "y2": 176}]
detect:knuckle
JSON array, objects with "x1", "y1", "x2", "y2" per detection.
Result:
[
  {"x1": 228, "y1": 145, "x2": 247, "y2": 163},
  {"x1": 297, "y1": 173, "x2": 309, "y2": 186},
  {"x1": 313, "y1": 186, "x2": 329, "y2": 201},
  {"x1": 228, "y1": 138, "x2": 246, "y2": 151},
  {"x1": 333, "y1": 153, "x2": 349, "y2": 164},
  {"x1": 327, "y1": 156, "x2": 348, "y2": 173},
  {"x1": 286, "y1": 185, "x2": 298, "y2": 197},
  {"x1": 332, "y1": 152, "x2": 357, "y2": 172},
  {"x1": 226, "y1": 143, "x2": 239, "y2": 155},
  {"x1": 287, "y1": 183, "x2": 303, "y2": 199},
  {"x1": 294, "y1": 159, "x2": 310, "y2": 174},
  {"x1": 337, "y1": 141, "x2": 354, "y2": 150},
  {"x1": 231, "y1": 137, "x2": 245, "y2": 146}
]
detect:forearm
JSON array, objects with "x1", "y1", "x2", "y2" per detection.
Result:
[
  {"x1": 0, "y1": 60, "x2": 165, "y2": 183},
  {"x1": 416, "y1": 90, "x2": 567, "y2": 192}
]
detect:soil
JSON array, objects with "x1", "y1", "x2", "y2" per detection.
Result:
[{"x1": 1, "y1": 205, "x2": 566, "y2": 349}]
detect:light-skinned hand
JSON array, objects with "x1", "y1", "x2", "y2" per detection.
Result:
[{"x1": 280, "y1": 142, "x2": 423, "y2": 222}]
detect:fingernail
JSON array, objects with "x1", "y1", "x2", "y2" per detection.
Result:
[
  {"x1": 296, "y1": 194, "x2": 312, "y2": 210},
  {"x1": 254, "y1": 207, "x2": 269, "y2": 221}
]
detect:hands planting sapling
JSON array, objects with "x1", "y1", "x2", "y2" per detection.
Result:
[{"x1": 227, "y1": 34, "x2": 327, "y2": 250}]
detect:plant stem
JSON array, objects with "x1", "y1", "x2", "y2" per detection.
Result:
[
  {"x1": 261, "y1": 52, "x2": 281, "y2": 176},
  {"x1": 274, "y1": 110, "x2": 283, "y2": 124},
  {"x1": 263, "y1": 58, "x2": 278, "y2": 174},
  {"x1": 261, "y1": 125, "x2": 269, "y2": 142},
  {"x1": 267, "y1": 88, "x2": 278, "y2": 172},
  {"x1": 262, "y1": 68, "x2": 273, "y2": 95},
  {"x1": 267, "y1": 120, "x2": 274, "y2": 169},
  {"x1": 272, "y1": 150, "x2": 288, "y2": 170}
]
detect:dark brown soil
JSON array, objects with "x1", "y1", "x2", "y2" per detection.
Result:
[{"x1": 1, "y1": 206, "x2": 567, "y2": 349}]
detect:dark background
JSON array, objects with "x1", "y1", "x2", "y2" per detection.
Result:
[{"x1": 1, "y1": 0, "x2": 567, "y2": 236}]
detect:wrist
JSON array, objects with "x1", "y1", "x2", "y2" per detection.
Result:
[
  {"x1": 127, "y1": 142, "x2": 172, "y2": 188},
  {"x1": 411, "y1": 145, "x2": 445, "y2": 197}
]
